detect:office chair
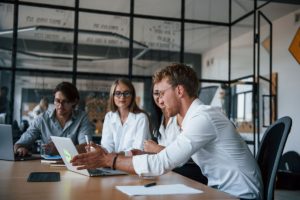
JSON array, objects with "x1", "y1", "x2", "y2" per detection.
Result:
[
  {"x1": 277, "y1": 151, "x2": 300, "y2": 190},
  {"x1": 256, "y1": 116, "x2": 292, "y2": 200}
]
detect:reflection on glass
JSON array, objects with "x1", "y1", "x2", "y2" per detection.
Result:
[
  {"x1": 185, "y1": 23, "x2": 229, "y2": 80},
  {"x1": 76, "y1": 79, "x2": 112, "y2": 135},
  {"x1": 259, "y1": 15, "x2": 271, "y2": 79},
  {"x1": 231, "y1": 15, "x2": 254, "y2": 80},
  {"x1": 80, "y1": 0, "x2": 130, "y2": 13},
  {"x1": 16, "y1": 6, "x2": 75, "y2": 71},
  {"x1": 185, "y1": 0, "x2": 229, "y2": 23},
  {"x1": 237, "y1": 93, "x2": 245, "y2": 120},
  {"x1": 199, "y1": 83, "x2": 230, "y2": 115},
  {"x1": 135, "y1": 0, "x2": 181, "y2": 18},
  {"x1": 14, "y1": 72, "x2": 72, "y2": 125},
  {"x1": 19, "y1": 0, "x2": 75, "y2": 7},
  {"x1": 232, "y1": 80, "x2": 253, "y2": 125},
  {"x1": 133, "y1": 18, "x2": 180, "y2": 76},
  {"x1": 77, "y1": 13, "x2": 131, "y2": 74},
  {"x1": 0, "y1": 70, "x2": 12, "y2": 124},
  {"x1": 231, "y1": 0, "x2": 254, "y2": 22},
  {"x1": 0, "y1": 3, "x2": 14, "y2": 68}
]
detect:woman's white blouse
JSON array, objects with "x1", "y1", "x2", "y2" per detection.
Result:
[
  {"x1": 101, "y1": 111, "x2": 151, "y2": 153},
  {"x1": 157, "y1": 116, "x2": 181, "y2": 147}
]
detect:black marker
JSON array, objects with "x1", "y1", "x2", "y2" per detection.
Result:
[{"x1": 144, "y1": 182, "x2": 156, "y2": 187}]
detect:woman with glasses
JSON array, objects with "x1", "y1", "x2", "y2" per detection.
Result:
[
  {"x1": 100, "y1": 78, "x2": 151, "y2": 155},
  {"x1": 14, "y1": 82, "x2": 93, "y2": 157}
]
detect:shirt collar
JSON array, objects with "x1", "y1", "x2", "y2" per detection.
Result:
[
  {"x1": 182, "y1": 98, "x2": 202, "y2": 129},
  {"x1": 50, "y1": 107, "x2": 77, "y2": 121},
  {"x1": 111, "y1": 111, "x2": 135, "y2": 125}
]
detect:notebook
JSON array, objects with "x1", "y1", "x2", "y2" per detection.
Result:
[
  {"x1": 50, "y1": 136, "x2": 127, "y2": 177},
  {"x1": 0, "y1": 124, "x2": 40, "y2": 161}
]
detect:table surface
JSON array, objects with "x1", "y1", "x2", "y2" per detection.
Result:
[{"x1": 0, "y1": 160, "x2": 238, "y2": 200}]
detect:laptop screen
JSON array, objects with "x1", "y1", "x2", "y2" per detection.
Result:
[
  {"x1": 0, "y1": 124, "x2": 16, "y2": 160},
  {"x1": 0, "y1": 124, "x2": 41, "y2": 161},
  {"x1": 51, "y1": 136, "x2": 91, "y2": 176},
  {"x1": 51, "y1": 136, "x2": 127, "y2": 177}
]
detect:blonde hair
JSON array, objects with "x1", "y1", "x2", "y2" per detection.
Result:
[{"x1": 152, "y1": 63, "x2": 199, "y2": 98}]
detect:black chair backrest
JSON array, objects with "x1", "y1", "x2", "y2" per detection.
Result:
[
  {"x1": 278, "y1": 151, "x2": 300, "y2": 173},
  {"x1": 256, "y1": 116, "x2": 292, "y2": 200}
]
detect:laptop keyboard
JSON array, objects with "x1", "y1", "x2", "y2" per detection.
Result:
[
  {"x1": 88, "y1": 169, "x2": 110, "y2": 176},
  {"x1": 15, "y1": 154, "x2": 40, "y2": 161}
]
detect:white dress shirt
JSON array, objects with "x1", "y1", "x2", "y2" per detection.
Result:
[
  {"x1": 101, "y1": 111, "x2": 151, "y2": 153},
  {"x1": 132, "y1": 99, "x2": 263, "y2": 200},
  {"x1": 157, "y1": 115, "x2": 181, "y2": 146}
]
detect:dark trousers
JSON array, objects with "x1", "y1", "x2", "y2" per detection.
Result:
[{"x1": 172, "y1": 161, "x2": 208, "y2": 185}]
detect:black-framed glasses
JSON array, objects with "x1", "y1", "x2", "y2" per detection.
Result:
[
  {"x1": 153, "y1": 86, "x2": 173, "y2": 99},
  {"x1": 113, "y1": 91, "x2": 132, "y2": 98},
  {"x1": 54, "y1": 98, "x2": 71, "y2": 106}
]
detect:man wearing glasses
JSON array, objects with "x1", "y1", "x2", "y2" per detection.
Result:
[
  {"x1": 14, "y1": 82, "x2": 93, "y2": 157},
  {"x1": 71, "y1": 64, "x2": 263, "y2": 200}
]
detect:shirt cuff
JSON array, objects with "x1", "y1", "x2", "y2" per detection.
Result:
[{"x1": 132, "y1": 154, "x2": 151, "y2": 176}]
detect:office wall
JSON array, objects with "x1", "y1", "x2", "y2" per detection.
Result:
[{"x1": 273, "y1": 9, "x2": 300, "y2": 154}]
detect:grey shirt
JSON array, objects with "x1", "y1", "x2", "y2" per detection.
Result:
[{"x1": 16, "y1": 108, "x2": 93, "y2": 147}]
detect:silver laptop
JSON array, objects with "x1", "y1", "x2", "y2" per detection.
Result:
[
  {"x1": 51, "y1": 136, "x2": 127, "y2": 177},
  {"x1": 0, "y1": 124, "x2": 40, "y2": 161}
]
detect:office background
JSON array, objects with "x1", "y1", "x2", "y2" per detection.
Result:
[{"x1": 0, "y1": 0, "x2": 299, "y2": 156}]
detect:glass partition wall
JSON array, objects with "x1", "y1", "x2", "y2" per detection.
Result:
[{"x1": 0, "y1": 0, "x2": 275, "y2": 155}]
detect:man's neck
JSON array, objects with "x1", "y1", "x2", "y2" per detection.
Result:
[
  {"x1": 179, "y1": 96, "x2": 196, "y2": 119},
  {"x1": 56, "y1": 113, "x2": 72, "y2": 128}
]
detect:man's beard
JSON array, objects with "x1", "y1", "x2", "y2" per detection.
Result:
[{"x1": 165, "y1": 107, "x2": 177, "y2": 118}]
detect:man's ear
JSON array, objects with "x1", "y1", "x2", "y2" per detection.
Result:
[{"x1": 176, "y1": 85, "x2": 185, "y2": 97}]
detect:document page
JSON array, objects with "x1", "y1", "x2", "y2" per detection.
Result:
[{"x1": 116, "y1": 184, "x2": 203, "y2": 196}]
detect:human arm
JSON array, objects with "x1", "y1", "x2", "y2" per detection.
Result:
[
  {"x1": 100, "y1": 113, "x2": 115, "y2": 152},
  {"x1": 14, "y1": 145, "x2": 29, "y2": 156},
  {"x1": 131, "y1": 113, "x2": 151, "y2": 150},
  {"x1": 14, "y1": 117, "x2": 43, "y2": 155},
  {"x1": 131, "y1": 112, "x2": 217, "y2": 176},
  {"x1": 144, "y1": 140, "x2": 165, "y2": 153},
  {"x1": 76, "y1": 112, "x2": 94, "y2": 145},
  {"x1": 71, "y1": 144, "x2": 136, "y2": 173},
  {"x1": 72, "y1": 110, "x2": 216, "y2": 176},
  {"x1": 70, "y1": 135, "x2": 192, "y2": 176}
]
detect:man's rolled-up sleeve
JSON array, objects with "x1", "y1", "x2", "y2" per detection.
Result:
[{"x1": 132, "y1": 134, "x2": 193, "y2": 176}]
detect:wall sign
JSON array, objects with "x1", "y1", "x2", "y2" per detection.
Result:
[{"x1": 289, "y1": 28, "x2": 300, "y2": 64}]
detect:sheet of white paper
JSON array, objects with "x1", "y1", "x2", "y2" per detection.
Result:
[{"x1": 116, "y1": 184, "x2": 203, "y2": 196}]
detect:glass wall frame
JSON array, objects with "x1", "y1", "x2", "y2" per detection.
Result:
[{"x1": 0, "y1": 0, "x2": 274, "y2": 155}]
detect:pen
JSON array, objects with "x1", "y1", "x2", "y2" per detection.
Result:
[
  {"x1": 85, "y1": 135, "x2": 90, "y2": 145},
  {"x1": 85, "y1": 135, "x2": 91, "y2": 152},
  {"x1": 144, "y1": 182, "x2": 156, "y2": 187}
]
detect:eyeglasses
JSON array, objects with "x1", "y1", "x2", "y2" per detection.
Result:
[
  {"x1": 153, "y1": 86, "x2": 173, "y2": 99},
  {"x1": 54, "y1": 98, "x2": 71, "y2": 106},
  {"x1": 113, "y1": 91, "x2": 132, "y2": 98}
]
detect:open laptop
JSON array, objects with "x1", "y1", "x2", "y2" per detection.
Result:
[
  {"x1": 51, "y1": 136, "x2": 127, "y2": 177},
  {"x1": 0, "y1": 124, "x2": 40, "y2": 161}
]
